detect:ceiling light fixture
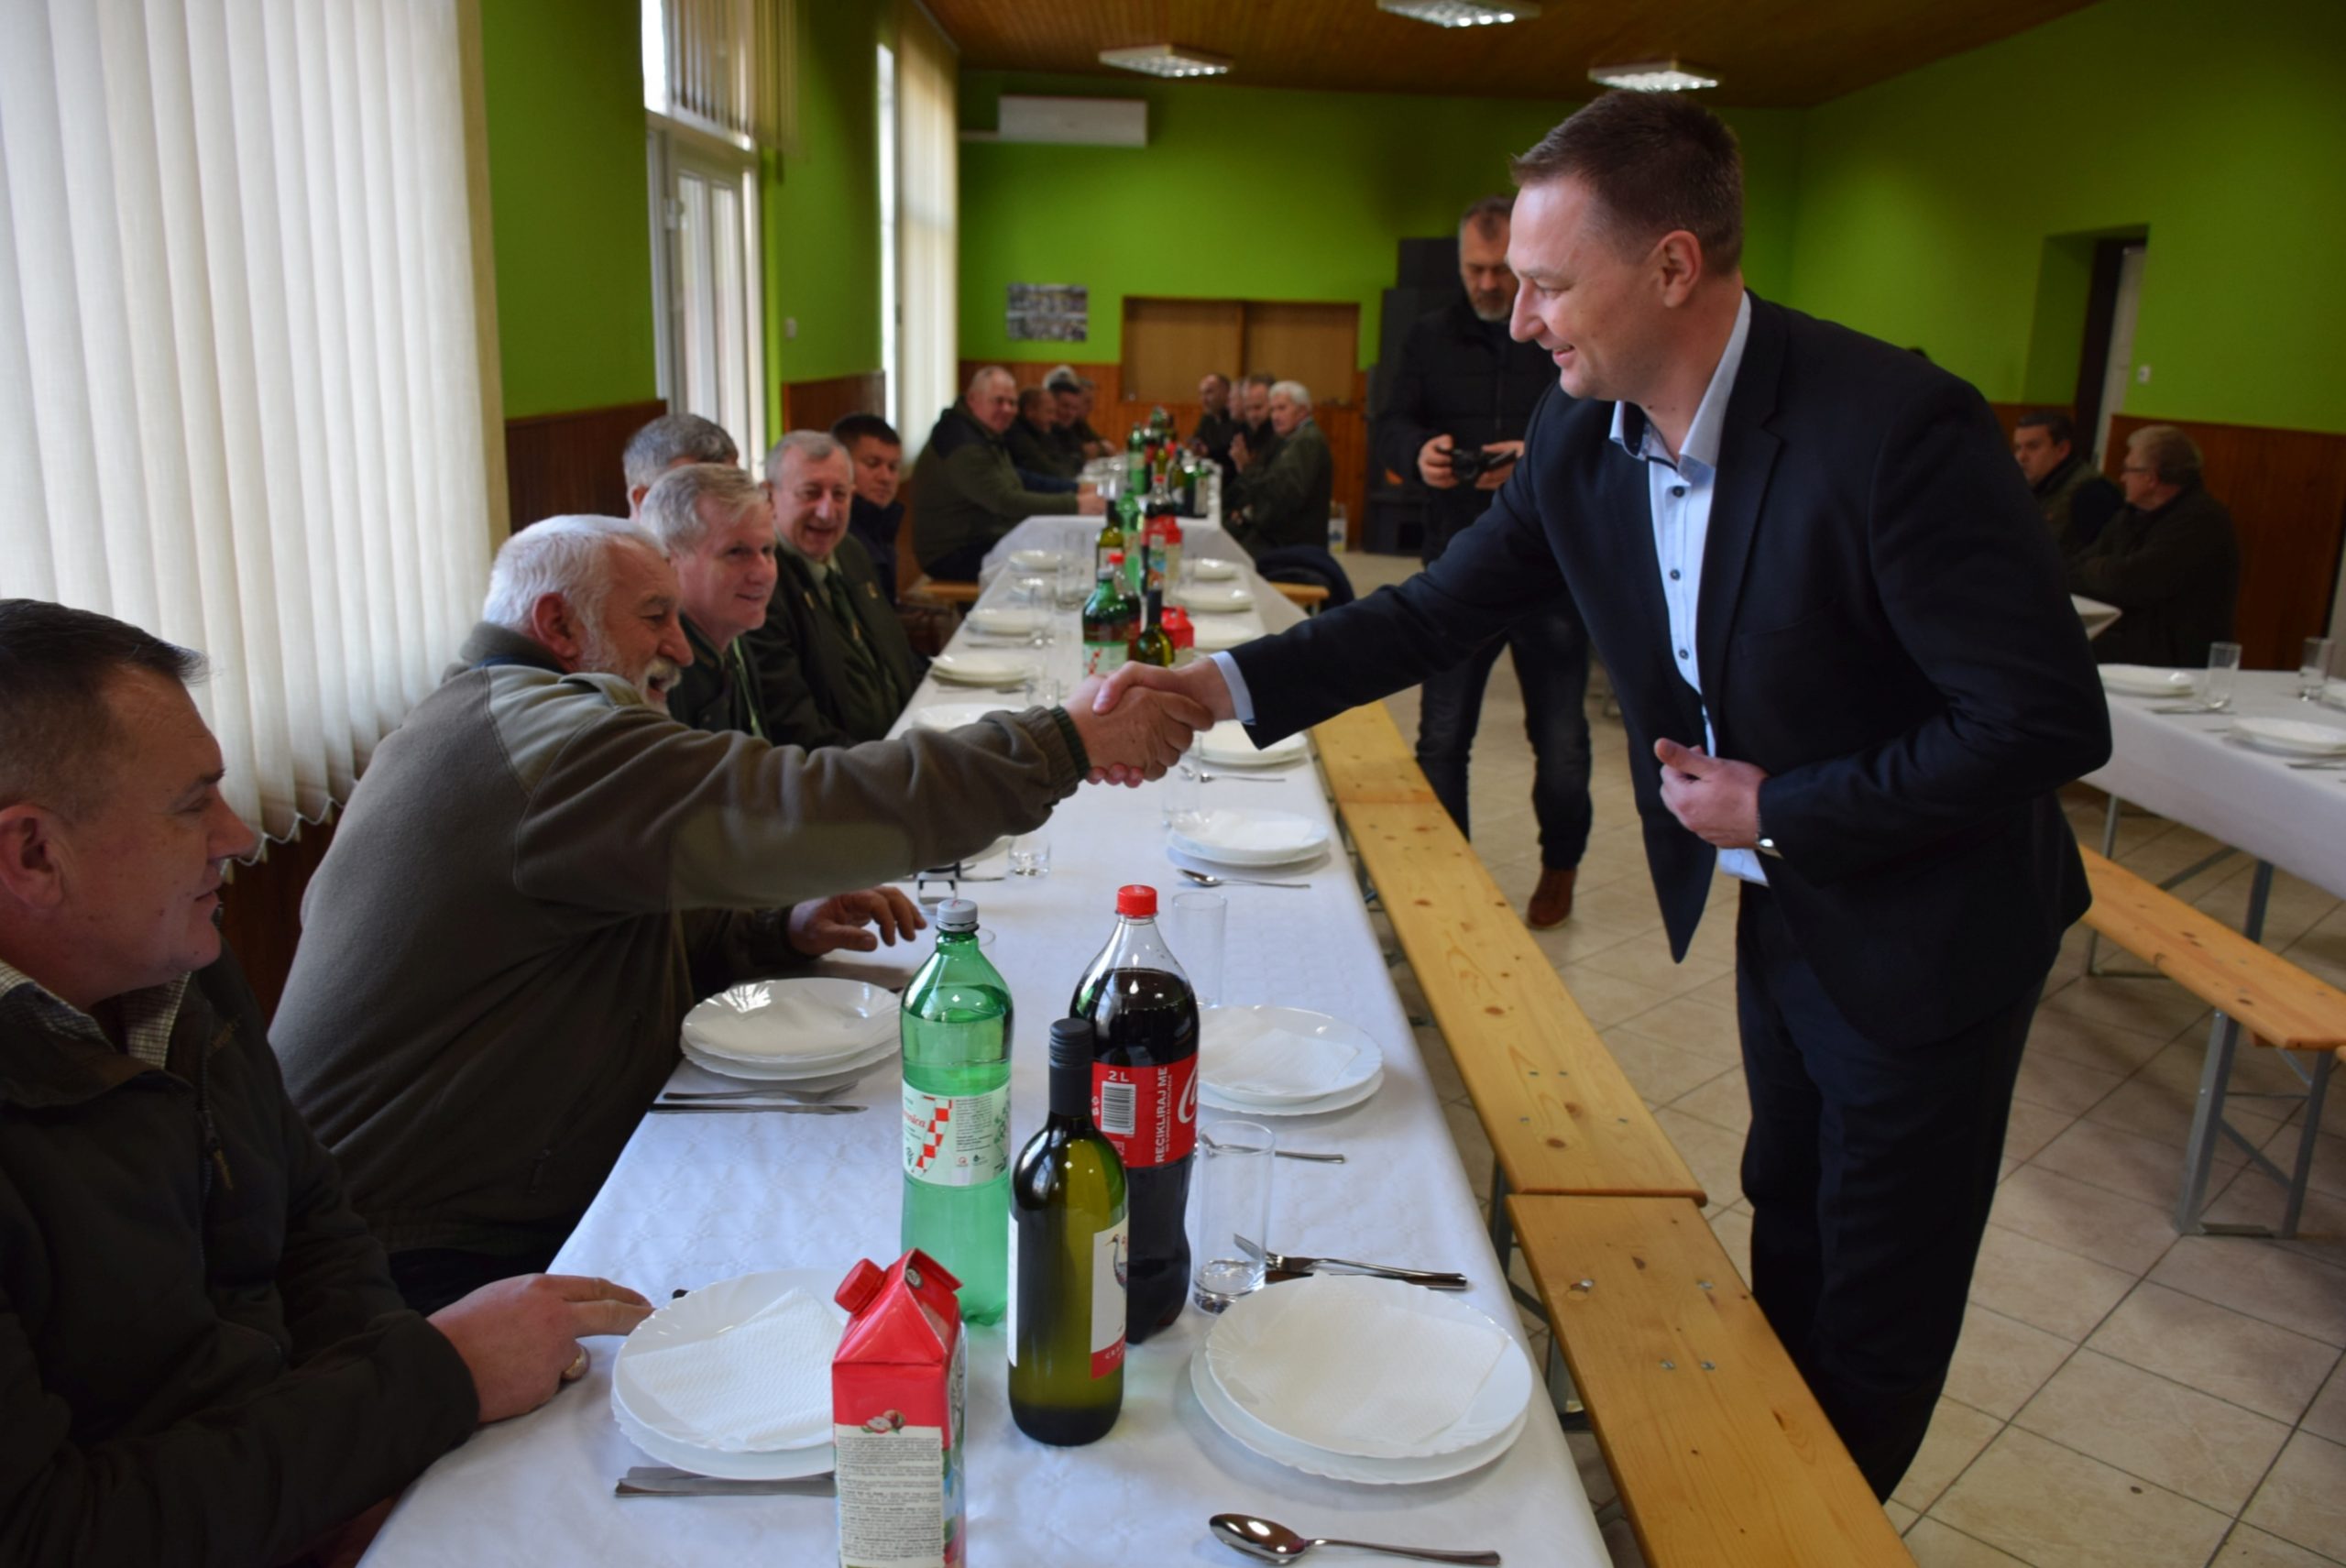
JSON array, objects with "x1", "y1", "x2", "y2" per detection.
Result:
[
  {"x1": 1587, "y1": 60, "x2": 1720, "y2": 92},
  {"x1": 1376, "y1": 0, "x2": 1540, "y2": 25},
  {"x1": 1098, "y1": 43, "x2": 1233, "y2": 79}
]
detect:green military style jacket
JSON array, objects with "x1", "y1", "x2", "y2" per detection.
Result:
[
  {"x1": 911, "y1": 400, "x2": 1082, "y2": 576},
  {"x1": 670, "y1": 614, "x2": 771, "y2": 740},
  {"x1": 1229, "y1": 418, "x2": 1333, "y2": 559},
  {"x1": 1005, "y1": 415, "x2": 1079, "y2": 479},
  {"x1": 745, "y1": 534, "x2": 929, "y2": 750}
]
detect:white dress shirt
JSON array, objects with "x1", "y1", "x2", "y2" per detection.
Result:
[{"x1": 1608, "y1": 292, "x2": 1763, "y2": 883}]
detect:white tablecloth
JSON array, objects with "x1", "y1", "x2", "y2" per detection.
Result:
[
  {"x1": 361, "y1": 521, "x2": 1603, "y2": 1567},
  {"x1": 2085, "y1": 670, "x2": 2346, "y2": 901}
]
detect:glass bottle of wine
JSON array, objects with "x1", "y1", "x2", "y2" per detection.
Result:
[{"x1": 1129, "y1": 587, "x2": 1176, "y2": 669}]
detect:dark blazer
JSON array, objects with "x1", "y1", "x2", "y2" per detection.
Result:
[
  {"x1": 1233, "y1": 297, "x2": 2111, "y2": 1045},
  {"x1": 744, "y1": 535, "x2": 927, "y2": 750}
]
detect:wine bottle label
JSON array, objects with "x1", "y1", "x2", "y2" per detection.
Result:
[
  {"x1": 1082, "y1": 639, "x2": 1126, "y2": 676},
  {"x1": 903, "y1": 1083, "x2": 1010, "y2": 1187},
  {"x1": 1091, "y1": 1058, "x2": 1198, "y2": 1169},
  {"x1": 1092, "y1": 1218, "x2": 1129, "y2": 1378}
]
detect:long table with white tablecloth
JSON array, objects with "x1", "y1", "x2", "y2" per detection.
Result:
[{"x1": 359, "y1": 521, "x2": 1605, "y2": 1567}]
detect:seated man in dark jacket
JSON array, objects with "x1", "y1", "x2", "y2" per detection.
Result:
[
  {"x1": 912, "y1": 367, "x2": 1102, "y2": 580},
  {"x1": 0, "y1": 599, "x2": 650, "y2": 1567},
  {"x1": 2012, "y1": 410, "x2": 2121, "y2": 555},
  {"x1": 1229, "y1": 379, "x2": 1334, "y2": 559},
  {"x1": 641, "y1": 462, "x2": 782, "y2": 739},
  {"x1": 2066, "y1": 423, "x2": 2240, "y2": 666},
  {"x1": 1006, "y1": 385, "x2": 1080, "y2": 481},
  {"x1": 833, "y1": 412, "x2": 907, "y2": 607},
  {"x1": 751, "y1": 432, "x2": 930, "y2": 748}
]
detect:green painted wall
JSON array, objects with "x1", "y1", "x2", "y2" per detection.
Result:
[
  {"x1": 958, "y1": 73, "x2": 1805, "y2": 370},
  {"x1": 1785, "y1": 0, "x2": 2346, "y2": 432},
  {"x1": 478, "y1": 0, "x2": 656, "y2": 418}
]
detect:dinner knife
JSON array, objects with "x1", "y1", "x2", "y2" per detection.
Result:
[
  {"x1": 648, "y1": 1102, "x2": 866, "y2": 1115},
  {"x1": 615, "y1": 1466, "x2": 835, "y2": 1497}
]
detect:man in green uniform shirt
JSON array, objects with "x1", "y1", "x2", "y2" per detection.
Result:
[{"x1": 641, "y1": 463, "x2": 782, "y2": 739}]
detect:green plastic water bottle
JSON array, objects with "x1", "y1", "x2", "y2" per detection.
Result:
[{"x1": 900, "y1": 898, "x2": 1012, "y2": 1323}]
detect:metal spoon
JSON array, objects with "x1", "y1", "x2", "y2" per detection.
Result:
[
  {"x1": 1179, "y1": 868, "x2": 1310, "y2": 891},
  {"x1": 1210, "y1": 1514, "x2": 1498, "y2": 1565}
]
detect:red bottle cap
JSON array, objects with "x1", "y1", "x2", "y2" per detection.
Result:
[{"x1": 1115, "y1": 883, "x2": 1157, "y2": 918}]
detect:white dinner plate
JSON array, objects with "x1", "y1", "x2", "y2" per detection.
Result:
[
  {"x1": 2072, "y1": 595, "x2": 2121, "y2": 640},
  {"x1": 612, "y1": 1268, "x2": 846, "y2": 1479},
  {"x1": 930, "y1": 650, "x2": 1036, "y2": 687},
  {"x1": 2099, "y1": 664, "x2": 2198, "y2": 698},
  {"x1": 1186, "y1": 1343, "x2": 1529, "y2": 1486},
  {"x1": 1190, "y1": 618, "x2": 1260, "y2": 652},
  {"x1": 1169, "y1": 809, "x2": 1331, "y2": 868},
  {"x1": 680, "y1": 978, "x2": 896, "y2": 1064},
  {"x1": 1007, "y1": 548, "x2": 1062, "y2": 572},
  {"x1": 966, "y1": 606, "x2": 1040, "y2": 637},
  {"x1": 1200, "y1": 1005, "x2": 1384, "y2": 1105},
  {"x1": 1196, "y1": 721, "x2": 1309, "y2": 770},
  {"x1": 1200, "y1": 1066, "x2": 1382, "y2": 1118},
  {"x1": 2231, "y1": 716, "x2": 2346, "y2": 756},
  {"x1": 1182, "y1": 582, "x2": 1256, "y2": 614},
  {"x1": 913, "y1": 702, "x2": 1003, "y2": 731},
  {"x1": 680, "y1": 1031, "x2": 897, "y2": 1083},
  {"x1": 1165, "y1": 840, "x2": 1332, "y2": 883},
  {"x1": 1190, "y1": 556, "x2": 1243, "y2": 581}
]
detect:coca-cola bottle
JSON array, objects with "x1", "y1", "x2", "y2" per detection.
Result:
[{"x1": 1069, "y1": 884, "x2": 1198, "y2": 1343}]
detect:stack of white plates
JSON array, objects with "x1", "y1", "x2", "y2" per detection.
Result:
[
  {"x1": 2099, "y1": 664, "x2": 2197, "y2": 698},
  {"x1": 1191, "y1": 556, "x2": 1243, "y2": 581},
  {"x1": 1189, "y1": 1274, "x2": 1533, "y2": 1484},
  {"x1": 1182, "y1": 582, "x2": 1256, "y2": 614},
  {"x1": 1007, "y1": 548, "x2": 1062, "y2": 573},
  {"x1": 1191, "y1": 618, "x2": 1259, "y2": 653},
  {"x1": 2231, "y1": 716, "x2": 2346, "y2": 758},
  {"x1": 612, "y1": 1268, "x2": 846, "y2": 1479},
  {"x1": 930, "y1": 650, "x2": 1036, "y2": 688},
  {"x1": 1168, "y1": 808, "x2": 1330, "y2": 871},
  {"x1": 1197, "y1": 721, "x2": 1307, "y2": 770},
  {"x1": 912, "y1": 702, "x2": 1003, "y2": 731},
  {"x1": 679, "y1": 978, "x2": 897, "y2": 1082},
  {"x1": 965, "y1": 605, "x2": 1040, "y2": 638},
  {"x1": 1200, "y1": 1005, "x2": 1383, "y2": 1115}
]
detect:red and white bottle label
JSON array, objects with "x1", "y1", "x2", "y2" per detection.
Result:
[{"x1": 1091, "y1": 1058, "x2": 1198, "y2": 1169}]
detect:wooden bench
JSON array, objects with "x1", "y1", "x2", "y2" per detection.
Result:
[
  {"x1": 1312, "y1": 702, "x2": 1704, "y2": 1272},
  {"x1": 2078, "y1": 847, "x2": 2346, "y2": 1236},
  {"x1": 1510, "y1": 1196, "x2": 1916, "y2": 1568}
]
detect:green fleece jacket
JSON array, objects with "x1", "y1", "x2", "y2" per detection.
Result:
[
  {"x1": 1230, "y1": 419, "x2": 1332, "y2": 559},
  {"x1": 273, "y1": 624, "x2": 1086, "y2": 1259},
  {"x1": 911, "y1": 400, "x2": 1081, "y2": 574}
]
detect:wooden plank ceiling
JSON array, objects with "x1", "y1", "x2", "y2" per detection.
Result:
[{"x1": 925, "y1": 0, "x2": 2100, "y2": 108}]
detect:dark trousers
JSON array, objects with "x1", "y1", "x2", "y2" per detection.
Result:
[
  {"x1": 1414, "y1": 604, "x2": 1593, "y2": 869},
  {"x1": 389, "y1": 1239, "x2": 562, "y2": 1316},
  {"x1": 1734, "y1": 883, "x2": 2036, "y2": 1498}
]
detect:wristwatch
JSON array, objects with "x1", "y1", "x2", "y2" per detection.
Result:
[{"x1": 1755, "y1": 806, "x2": 1784, "y2": 861}]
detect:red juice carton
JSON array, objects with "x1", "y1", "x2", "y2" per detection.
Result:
[{"x1": 832, "y1": 1250, "x2": 967, "y2": 1568}]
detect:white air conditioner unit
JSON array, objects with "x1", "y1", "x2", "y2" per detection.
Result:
[{"x1": 969, "y1": 95, "x2": 1148, "y2": 148}]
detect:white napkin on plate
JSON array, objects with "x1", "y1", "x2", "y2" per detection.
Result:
[
  {"x1": 1210, "y1": 1016, "x2": 1362, "y2": 1099},
  {"x1": 621, "y1": 1288, "x2": 839, "y2": 1452},
  {"x1": 1215, "y1": 1277, "x2": 1507, "y2": 1455}
]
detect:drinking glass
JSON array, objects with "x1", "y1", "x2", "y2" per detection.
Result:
[
  {"x1": 1007, "y1": 830, "x2": 1051, "y2": 879},
  {"x1": 2300, "y1": 637, "x2": 2335, "y2": 702},
  {"x1": 1191, "y1": 1120, "x2": 1276, "y2": 1313},
  {"x1": 1021, "y1": 672, "x2": 1065, "y2": 709},
  {"x1": 2202, "y1": 641, "x2": 2242, "y2": 711},
  {"x1": 1011, "y1": 574, "x2": 1056, "y2": 647},
  {"x1": 1166, "y1": 891, "x2": 1227, "y2": 1008},
  {"x1": 1161, "y1": 748, "x2": 1202, "y2": 828}
]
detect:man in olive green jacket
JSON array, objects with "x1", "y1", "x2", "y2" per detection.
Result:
[
  {"x1": 750, "y1": 432, "x2": 929, "y2": 748},
  {"x1": 274, "y1": 516, "x2": 1207, "y2": 1312},
  {"x1": 642, "y1": 461, "x2": 782, "y2": 740},
  {"x1": 912, "y1": 366, "x2": 1102, "y2": 581},
  {"x1": 1230, "y1": 379, "x2": 1334, "y2": 559}
]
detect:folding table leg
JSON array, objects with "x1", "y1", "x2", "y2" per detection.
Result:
[
  {"x1": 2084, "y1": 795, "x2": 2122, "y2": 976},
  {"x1": 2279, "y1": 1049, "x2": 2334, "y2": 1239},
  {"x1": 2176, "y1": 1011, "x2": 2238, "y2": 1235}
]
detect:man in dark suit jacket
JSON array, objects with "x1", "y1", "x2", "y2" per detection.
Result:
[
  {"x1": 1096, "y1": 93, "x2": 2110, "y2": 1497},
  {"x1": 749, "y1": 432, "x2": 927, "y2": 749}
]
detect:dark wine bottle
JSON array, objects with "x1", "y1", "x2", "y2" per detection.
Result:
[{"x1": 1008, "y1": 1017, "x2": 1128, "y2": 1445}]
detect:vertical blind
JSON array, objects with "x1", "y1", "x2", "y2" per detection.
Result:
[
  {"x1": 0, "y1": 0, "x2": 496, "y2": 841},
  {"x1": 894, "y1": 0, "x2": 958, "y2": 458},
  {"x1": 648, "y1": 0, "x2": 797, "y2": 152}
]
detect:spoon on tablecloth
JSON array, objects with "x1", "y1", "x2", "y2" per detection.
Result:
[{"x1": 1211, "y1": 1514, "x2": 1499, "y2": 1565}]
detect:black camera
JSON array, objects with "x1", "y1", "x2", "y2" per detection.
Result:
[{"x1": 1445, "y1": 444, "x2": 1518, "y2": 481}]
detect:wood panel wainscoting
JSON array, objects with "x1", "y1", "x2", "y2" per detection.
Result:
[
  {"x1": 504, "y1": 399, "x2": 667, "y2": 528},
  {"x1": 957, "y1": 359, "x2": 1370, "y2": 547},
  {"x1": 219, "y1": 815, "x2": 338, "y2": 1023},
  {"x1": 781, "y1": 370, "x2": 888, "y2": 442}
]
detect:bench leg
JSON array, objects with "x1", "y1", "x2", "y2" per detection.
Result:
[
  {"x1": 2176, "y1": 1011, "x2": 2238, "y2": 1235},
  {"x1": 2279, "y1": 1048, "x2": 2334, "y2": 1240},
  {"x1": 2085, "y1": 795, "x2": 2123, "y2": 977},
  {"x1": 2241, "y1": 859, "x2": 2275, "y2": 945}
]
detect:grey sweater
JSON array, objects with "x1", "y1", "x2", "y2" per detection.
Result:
[{"x1": 273, "y1": 624, "x2": 1083, "y2": 1256}]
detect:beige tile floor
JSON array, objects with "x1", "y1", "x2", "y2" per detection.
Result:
[{"x1": 1340, "y1": 550, "x2": 2346, "y2": 1568}]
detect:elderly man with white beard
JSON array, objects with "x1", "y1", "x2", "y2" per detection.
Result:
[{"x1": 273, "y1": 515, "x2": 1211, "y2": 1312}]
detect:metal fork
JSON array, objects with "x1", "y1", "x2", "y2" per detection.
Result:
[{"x1": 1234, "y1": 1235, "x2": 1469, "y2": 1289}]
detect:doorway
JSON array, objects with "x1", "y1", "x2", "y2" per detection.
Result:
[{"x1": 2075, "y1": 238, "x2": 2148, "y2": 466}]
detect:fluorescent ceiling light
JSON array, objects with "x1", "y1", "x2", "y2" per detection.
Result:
[
  {"x1": 1588, "y1": 60, "x2": 1720, "y2": 92},
  {"x1": 1376, "y1": 1, "x2": 1540, "y2": 26},
  {"x1": 1099, "y1": 43, "x2": 1233, "y2": 79}
]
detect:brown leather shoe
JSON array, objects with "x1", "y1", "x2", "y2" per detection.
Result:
[{"x1": 1526, "y1": 867, "x2": 1577, "y2": 929}]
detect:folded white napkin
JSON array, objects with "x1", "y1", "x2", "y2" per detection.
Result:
[
  {"x1": 620, "y1": 1288, "x2": 840, "y2": 1452},
  {"x1": 1209, "y1": 1015, "x2": 1362, "y2": 1100},
  {"x1": 1214, "y1": 1277, "x2": 1508, "y2": 1457}
]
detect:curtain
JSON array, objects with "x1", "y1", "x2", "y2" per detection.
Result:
[
  {"x1": 894, "y1": 0, "x2": 956, "y2": 459},
  {"x1": 648, "y1": 0, "x2": 795, "y2": 152},
  {"x1": 0, "y1": 0, "x2": 496, "y2": 843}
]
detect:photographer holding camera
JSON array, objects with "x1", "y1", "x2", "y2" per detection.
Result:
[{"x1": 1376, "y1": 194, "x2": 1593, "y2": 927}]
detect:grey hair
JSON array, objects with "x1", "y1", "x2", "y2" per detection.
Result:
[
  {"x1": 641, "y1": 464, "x2": 769, "y2": 554},
  {"x1": 1269, "y1": 379, "x2": 1312, "y2": 411},
  {"x1": 762, "y1": 430, "x2": 845, "y2": 486},
  {"x1": 621, "y1": 413, "x2": 739, "y2": 494},
  {"x1": 483, "y1": 515, "x2": 666, "y2": 635},
  {"x1": 965, "y1": 365, "x2": 1015, "y2": 400},
  {"x1": 2126, "y1": 424, "x2": 2202, "y2": 488}
]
